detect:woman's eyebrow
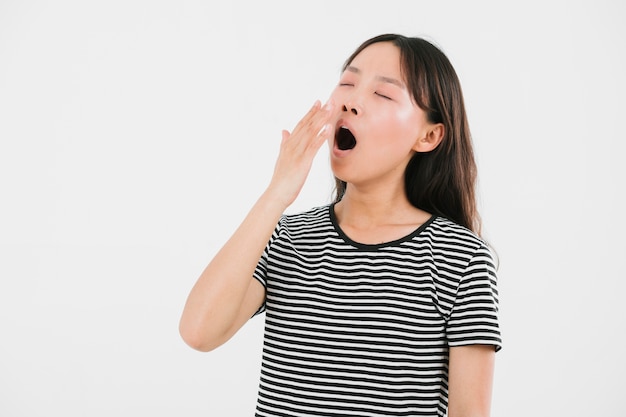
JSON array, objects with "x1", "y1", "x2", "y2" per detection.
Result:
[{"x1": 345, "y1": 65, "x2": 405, "y2": 89}]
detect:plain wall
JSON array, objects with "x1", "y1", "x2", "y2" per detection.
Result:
[{"x1": 1, "y1": 0, "x2": 625, "y2": 415}]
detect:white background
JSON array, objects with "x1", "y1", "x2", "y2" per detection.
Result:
[{"x1": 1, "y1": 1, "x2": 625, "y2": 416}]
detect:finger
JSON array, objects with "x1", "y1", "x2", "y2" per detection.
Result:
[
  {"x1": 313, "y1": 123, "x2": 332, "y2": 148},
  {"x1": 310, "y1": 101, "x2": 337, "y2": 145},
  {"x1": 290, "y1": 100, "x2": 325, "y2": 136},
  {"x1": 294, "y1": 101, "x2": 334, "y2": 143},
  {"x1": 293, "y1": 100, "x2": 322, "y2": 131},
  {"x1": 321, "y1": 98, "x2": 335, "y2": 113},
  {"x1": 282, "y1": 99, "x2": 335, "y2": 159},
  {"x1": 322, "y1": 99, "x2": 339, "y2": 121},
  {"x1": 281, "y1": 129, "x2": 290, "y2": 144}
]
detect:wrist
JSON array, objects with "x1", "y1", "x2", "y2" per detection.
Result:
[
  {"x1": 256, "y1": 188, "x2": 292, "y2": 216},
  {"x1": 261, "y1": 182, "x2": 298, "y2": 211}
]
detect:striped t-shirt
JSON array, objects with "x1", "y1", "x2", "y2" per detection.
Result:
[{"x1": 252, "y1": 204, "x2": 501, "y2": 417}]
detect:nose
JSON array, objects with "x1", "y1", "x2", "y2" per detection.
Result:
[{"x1": 342, "y1": 104, "x2": 359, "y2": 116}]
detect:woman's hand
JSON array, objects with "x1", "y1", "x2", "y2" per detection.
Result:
[{"x1": 267, "y1": 100, "x2": 337, "y2": 208}]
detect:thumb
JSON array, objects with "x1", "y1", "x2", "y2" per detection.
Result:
[{"x1": 281, "y1": 129, "x2": 290, "y2": 144}]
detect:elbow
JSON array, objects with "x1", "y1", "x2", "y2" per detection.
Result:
[
  {"x1": 180, "y1": 333, "x2": 214, "y2": 353},
  {"x1": 178, "y1": 317, "x2": 223, "y2": 352}
]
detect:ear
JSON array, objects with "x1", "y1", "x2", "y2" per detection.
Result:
[{"x1": 412, "y1": 123, "x2": 445, "y2": 153}]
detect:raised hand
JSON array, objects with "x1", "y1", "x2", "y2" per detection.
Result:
[{"x1": 267, "y1": 100, "x2": 337, "y2": 208}]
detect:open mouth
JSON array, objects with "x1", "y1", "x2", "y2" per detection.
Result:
[{"x1": 336, "y1": 126, "x2": 357, "y2": 151}]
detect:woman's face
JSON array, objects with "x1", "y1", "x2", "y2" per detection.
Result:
[{"x1": 327, "y1": 42, "x2": 436, "y2": 189}]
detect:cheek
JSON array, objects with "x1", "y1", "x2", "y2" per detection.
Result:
[
  {"x1": 389, "y1": 109, "x2": 425, "y2": 140},
  {"x1": 371, "y1": 109, "x2": 413, "y2": 136},
  {"x1": 371, "y1": 112, "x2": 423, "y2": 150}
]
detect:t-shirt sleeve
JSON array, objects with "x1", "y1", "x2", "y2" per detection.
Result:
[
  {"x1": 447, "y1": 243, "x2": 502, "y2": 351},
  {"x1": 251, "y1": 218, "x2": 283, "y2": 317}
]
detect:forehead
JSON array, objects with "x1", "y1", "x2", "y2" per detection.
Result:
[{"x1": 347, "y1": 42, "x2": 403, "y2": 78}]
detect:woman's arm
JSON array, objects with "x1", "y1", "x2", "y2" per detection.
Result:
[
  {"x1": 178, "y1": 193, "x2": 286, "y2": 352},
  {"x1": 447, "y1": 344, "x2": 496, "y2": 417},
  {"x1": 179, "y1": 100, "x2": 336, "y2": 352}
]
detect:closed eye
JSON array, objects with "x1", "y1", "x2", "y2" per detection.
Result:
[
  {"x1": 339, "y1": 83, "x2": 354, "y2": 87},
  {"x1": 375, "y1": 92, "x2": 392, "y2": 100}
]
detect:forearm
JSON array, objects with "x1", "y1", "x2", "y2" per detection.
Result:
[{"x1": 179, "y1": 191, "x2": 286, "y2": 350}]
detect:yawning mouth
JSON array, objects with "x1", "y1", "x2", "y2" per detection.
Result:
[{"x1": 336, "y1": 126, "x2": 357, "y2": 151}]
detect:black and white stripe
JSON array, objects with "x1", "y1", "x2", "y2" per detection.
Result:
[{"x1": 253, "y1": 204, "x2": 501, "y2": 417}]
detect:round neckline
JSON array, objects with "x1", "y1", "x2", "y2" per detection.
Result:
[{"x1": 328, "y1": 202, "x2": 435, "y2": 250}]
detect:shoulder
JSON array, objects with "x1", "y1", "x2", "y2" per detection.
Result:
[
  {"x1": 423, "y1": 217, "x2": 495, "y2": 270},
  {"x1": 275, "y1": 205, "x2": 333, "y2": 236},
  {"x1": 425, "y1": 217, "x2": 488, "y2": 252},
  {"x1": 280, "y1": 205, "x2": 331, "y2": 226}
]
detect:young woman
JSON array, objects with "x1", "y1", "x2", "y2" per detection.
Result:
[{"x1": 180, "y1": 34, "x2": 502, "y2": 417}]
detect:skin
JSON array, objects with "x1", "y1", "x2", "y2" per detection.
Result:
[
  {"x1": 179, "y1": 41, "x2": 495, "y2": 416},
  {"x1": 178, "y1": 99, "x2": 336, "y2": 352},
  {"x1": 327, "y1": 41, "x2": 444, "y2": 244}
]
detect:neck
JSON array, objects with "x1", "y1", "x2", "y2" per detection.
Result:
[{"x1": 335, "y1": 183, "x2": 428, "y2": 228}]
